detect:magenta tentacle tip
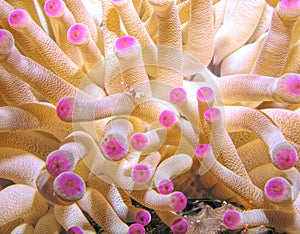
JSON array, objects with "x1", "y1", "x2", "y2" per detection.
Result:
[
  {"x1": 67, "y1": 23, "x2": 90, "y2": 45},
  {"x1": 159, "y1": 110, "x2": 177, "y2": 127},
  {"x1": 194, "y1": 144, "x2": 211, "y2": 159},
  {"x1": 157, "y1": 179, "x2": 174, "y2": 194},
  {"x1": 204, "y1": 107, "x2": 221, "y2": 122},
  {"x1": 265, "y1": 177, "x2": 291, "y2": 203},
  {"x1": 275, "y1": 74, "x2": 300, "y2": 103},
  {"x1": 197, "y1": 86, "x2": 214, "y2": 103},
  {"x1": 8, "y1": 9, "x2": 29, "y2": 28},
  {"x1": 128, "y1": 223, "x2": 145, "y2": 234},
  {"x1": 171, "y1": 219, "x2": 188, "y2": 234},
  {"x1": 53, "y1": 172, "x2": 86, "y2": 202},
  {"x1": 131, "y1": 164, "x2": 151, "y2": 183},
  {"x1": 44, "y1": 0, "x2": 65, "y2": 18},
  {"x1": 278, "y1": 0, "x2": 300, "y2": 19},
  {"x1": 46, "y1": 150, "x2": 75, "y2": 177},
  {"x1": 274, "y1": 148, "x2": 297, "y2": 169},
  {"x1": 280, "y1": 0, "x2": 300, "y2": 9},
  {"x1": 271, "y1": 142, "x2": 298, "y2": 169},
  {"x1": 130, "y1": 133, "x2": 148, "y2": 151},
  {"x1": 284, "y1": 74, "x2": 300, "y2": 96},
  {"x1": 135, "y1": 210, "x2": 151, "y2": 226},
  {"x1": 100, "y1": 135, "x2": 128, "y2": 161},
  {"x1": 115, "y1": 36, "x2": 138, "y2": 51},
  {"x1": 66, "y1": 226, "x2": 84, "y2": 234},
  {"x1": 223, "y1": 210, "x2": 240, "y2": 229},
  {"x1": 171, "y1": 192, "x2": 187, "y2": 211},
  {"x1": 169, "y1": 87, "x2": 187, "y2": 104},
  {"x1": 56, "y1": 97, "x2": 74, "y2": 121}
]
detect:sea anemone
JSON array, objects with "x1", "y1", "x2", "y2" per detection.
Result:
[{"x1": 0, "y1": 0, "x2": 299, "y2": 233}]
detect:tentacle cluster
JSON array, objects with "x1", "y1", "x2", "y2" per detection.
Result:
[{"x1": 0, "y1": 0, "x2": 300, "y2": 233}]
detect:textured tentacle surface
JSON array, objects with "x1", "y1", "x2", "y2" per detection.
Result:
[{"x1": 0, "y1": 0, "x2": 300, "y2": 233}]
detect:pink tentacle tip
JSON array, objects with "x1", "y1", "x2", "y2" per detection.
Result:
[
  {"x1": 159, "y1": 110, "x2": 177, "y2": 127},
  {"x1": 171, "y1": 192, "x2": 187, "y2": 211},
  {"x1": 8, "y1": 9, "x2": 29, "y2": 28},
  {"x1": 115, "y1": 36, "x2": 138, "y2": 51},
  {"x1": 171, "y1": 219, "x2": 189, "y2": 234},
  {"x1": 194, "y1": 144, "x2": 211, "y2": 159},
  {"x1": 284, "y1": 75, "x2": 300, "y2": 96},
  {"x1": 135, "y1": 210, "x2": 151, "y2": 226},
  {"x1": 278, "y1": 0, "x2": 300, "y2": 18},
  {"x1": 169, "y1": 87, "x2": 187, "y2": 104},
  {"x1": 271, "y1": 142, "x2": 298, "y2": 169},
  {"x1": 53, "y1": 172, "x2": 86, "y2": 202},
  {"x1": 44, "y1": 0, "x2": 65, "y2": 17},
  {"x1": 66, "y1": 226, "x2": 84, "y2": 234},
  {"x1": 130, "y1": 133, "x2": 148, "y2": 151},
  {"x1": 222, "y1": 210, "x2": 240, "y2": 229},
  {"x1": 67, "y1": 23, "x2": 90, "y2": 45},
  {"x1": 158, "y1": 179, "x2": 174, "y2": 194},
  {"x1": 131, "y1": 164, "x2": 151, "y2": 183},
  {"x1": 128, "y1": 223, "x2": 145, "y2": 234},
  {"x1": 204, "y1": 107, "x2": 221, "y2": 122},
  {"x1": 197, "y1": 86, "x2": 214, "y2": 103},
  {"x1": 265, "y1": 177, "x2": 291, "y2": 203},
  {"x1": 56, "y1": 97, "x2": 74, "y2": 120},
  {"x1": 100, "y1": 135, "x2": 128, "y2": 161},
  {"x1": 46, "y1": 150, "x2": 75, "y2": 177},
  {"x1": 280, "y1": 0, "x2": 300, "y2": 8}
]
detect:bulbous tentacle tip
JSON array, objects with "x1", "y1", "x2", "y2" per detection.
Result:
[
  {"x1": 204, "y1": 107, "x2": 221, "y2": 122},
  {"x1": 169, "y1": 87, "x2": 187, "y2": 105},
  {"x1": 135, "y1": 210, "x2": 151, "y2": 226},
  {"x1": 8, "y1": 9, "x2": 30, "y2": 28},
  {"x1": 131, "y1": 164, "x2": 151, "y2": 183},
  {"x1": 275, "y1": 74, "x2": 300, "y2": 103},
  {"x1": 158, "y1": 179, "x2": 174, "y2": 194},
  {"x1": 46, "y1": 150, "x2": 76, "y2": 177},
  {"x1": 128, "y1": 223, "x2": 145, "y2": 234},
  {"x1": 264, "y1": 177, "x2": 292, "y2": 204},
  {"x1": 159, "y1": 110, "x2": 177, "y2": 127},
  {"x1": 67, "y1": 23, "x2": 90, "y2": 45},
  {"x1": 194, "y1": 144, "x2": 212, "y2": 159},
  {"x1": 171, "y1": 218, "x2": 189, "y2": 234},
  {"x1": 56, "y1": 97, "x2": 74, "y2": 121},
  {"x1": 130, "y1": 133, "x2": 148, "y2": 151},
  {"x1": 66, "y1": 226, "x2": 84, "y2": 234},
  {"x1": 222, "y1": 210, "x2": 241, "y2": 229},
  {"x1": 44, "y1": 0, "x2": 66, "y2": 18},
  {"x1": 115, "y1": 36, "x2": 139, "y2": 51},
  {"x1": 53, "y1": 172, "x2": 86, "y2": 202},
  {"x1": 100, "y1": 134, "x2": 128, "y2": 161},
  {"x1": 271, "y1": 142, "x2": 298, "y2": 169},
  {"x1": 171, "y1": 192, "x2": 187, "y2": 212},
  {"x1": 197, "y1": 86, "x2": 215, "y2": 103},
  {"x1": 277, "y1": 0, "x2": 300, "y2": 19}
]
